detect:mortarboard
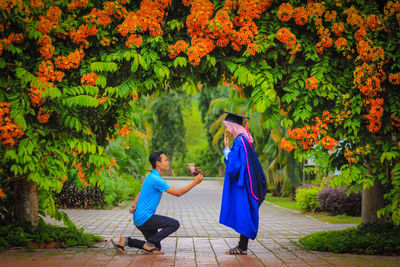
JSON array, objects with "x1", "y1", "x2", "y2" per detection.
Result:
[{"x1": 223, "y1": 112, "x2": 249, "y2": 126}]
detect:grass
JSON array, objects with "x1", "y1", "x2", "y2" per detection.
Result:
[
  {"x1": 265, "y1": 195, "x2": 299, "y2": 210},
  {"x1": 310, "y1": 213, "x2": 361, "y2": 224},
  {"x1": 265, "y1": 194, "x2": 361, "y2": 224}
]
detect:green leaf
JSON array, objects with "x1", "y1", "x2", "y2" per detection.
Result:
[
  {"x1": 131, "y1": 57, "x2": 139, "y2": 73},
  {"x1": 0, "y1": 58, "x2": 5, "y2": 69}
]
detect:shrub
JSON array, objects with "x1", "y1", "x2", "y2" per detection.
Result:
[
  {"x1": 102, "y1": 173, "x2": 141, "y2": 206},
  {"x1": 0, "y1": 219, "x2": 102, "y2": 251},
  {"x1": 317, "y1": 187, "x2": 361, "y2": 216},
  {"x1": 55, "y1": 182, "x2": 106, "y2": 209},
  {"x1": 300, "y1": 222, "x2": 400, "y2": 255},
  {"x1": 296, "y1": 187, "x2": 320, "y2": 212}
]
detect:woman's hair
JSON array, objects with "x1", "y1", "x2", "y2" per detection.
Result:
[
  {"x1": 149, "y1": 150, "x2": 164, "y2": 169},
  {"x1": 223, "y1": 120, "x2": 254, "y2": 143}
]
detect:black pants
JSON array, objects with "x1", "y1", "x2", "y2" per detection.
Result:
[
  {"x1": 238, "y1": 234, "x2": 249, "y2": 251},
  {"x1": 126, "y1": 214, "x2": 180, "y2": 250}
]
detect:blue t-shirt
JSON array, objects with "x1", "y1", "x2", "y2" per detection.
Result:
[{"x1": 134, "y1": 169, "x2": 171, "y2": 226}]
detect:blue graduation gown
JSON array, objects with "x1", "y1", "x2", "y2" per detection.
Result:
[{"x1": 219, "y1": 134, "x2": 267, "y2": 240}]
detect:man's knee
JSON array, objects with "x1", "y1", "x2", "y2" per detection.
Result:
[{"x1": 171, "y1": 219, "x2": 180, "y2": 231}]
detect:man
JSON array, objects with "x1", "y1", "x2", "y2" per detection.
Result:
[{"x1": 112, "y1": 151, "x2": 203, "y2": 254}]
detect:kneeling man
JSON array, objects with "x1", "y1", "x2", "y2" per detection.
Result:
[{"x1": 112, "y1": 151, "x2": 203, "y2": 254}]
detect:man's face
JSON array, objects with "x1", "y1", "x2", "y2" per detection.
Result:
[{"x1": 157, "y1": 154, "x2": 170, "y2": 171}]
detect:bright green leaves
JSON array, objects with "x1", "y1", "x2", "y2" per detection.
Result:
[
  {"x1": 69, "y1": 138, "x2": 104, "y2": 155},
  {"x1": 42, "y1": 86, "x2": 62, "y2": 99},
  {"x1": 90, "y1": 62, "x2": 118, "y2": 73},
  {"x1": 251, "y1": 72, "x2": 275, "y2": 113},
  {"x1": 167, "y1": 19, "x2": 184, "y2": 31},
  {"x1": 381, "y1": 151, "x2": 400, "y2": 164},
  {"x1": 173, "y1": 57, "x2": 187, "y2": 68},
  {"x1": 108, "y1": 79, "x2": 137, "y2": 98},
  {"x1": 62, "y1": 95, "x2": 99, "y2": 108},
  {"x1": 130, "y1": 52, "x2": 149, "y2": 73},
  {"x1": 96, "y1": 75, "x2": 107, "y2": 88},
  {"x1": 15, "y1": 67, "x2": 36, "y2": 88},
  {"x1": 154, "y1": 64, "x2": 170, "y2": 80},
  {"x1": 64, "y1": 115, "x2": 83, "y2": 132},
  {"x1": 234, "y1": 66, "x2": 256, "y2": 87}
]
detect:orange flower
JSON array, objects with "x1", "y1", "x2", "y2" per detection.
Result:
[
  {"x1": 332, "y1": 22, "x2": 345, "y2": 36},
  {"x1": 320, "y1": 136, "x2": 339, "y2": 150},
  {"x1": 37, "y1": 107, "x2": 50, "y2": 123},
  {"x1": 81, "y1": 72, "x2": 98, "y2": 86},
  {"x1": 324, "y1": 10, "x2": 337, "y2": 22},
  {"x1": 293, "y1": 7, "x2": 308, "y2": 25},
  {"x1": 335, "y1": 37, "x2": 348, "y2": 51},
  {"x1": 0, "y1": 188, "x2": 5, "y2": 198},
  {"x1": 0, "y1": 102, "x2": 24, "y2": 147},
  {"x1": 389, "y1": 72, "x2": 400, "y2": 85},
  {"x1": 305, "y1": 77, "x2": 318, "y2": 90},
  {"x1": 281, "y1": 137, "x2": 297, "y2": 151},
  {"x1": 278, "y1": 3, "x2": 293, "y2": 22},
  {"x1": 288, "y1": 128, "x2": 307, "y2": 140}
]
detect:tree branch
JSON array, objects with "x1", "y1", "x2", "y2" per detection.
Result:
[{"x1": 0, "y1": 174, "x2": 28, "y2": 184}]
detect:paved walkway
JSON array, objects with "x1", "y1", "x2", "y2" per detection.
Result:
[{"x1": 1, "y1": 180, "x2": 400, "y2": 266}]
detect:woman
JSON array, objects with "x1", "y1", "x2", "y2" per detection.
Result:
[{"x1": 219, "y1": 112, "x2": 267, "y2": 255}]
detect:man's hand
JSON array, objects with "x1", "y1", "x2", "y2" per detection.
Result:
[
  {"x1": 194, "y1": 173, "x2": 204, "y2": 184},
  {"x1": 224, "y1": 131, "x2": 230, "y2": 148},
  {"x1": 129, "y1": 204, "x2": 136, "y2": 214}
]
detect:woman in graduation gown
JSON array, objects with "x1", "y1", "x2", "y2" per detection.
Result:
[{"x1": 219, "y1": 112, "x2": 267, "y2": 255}]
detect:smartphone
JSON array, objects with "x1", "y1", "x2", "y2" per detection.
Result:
[{"x1": 192, "y1": 167, "x2": 206, "y2": 176}]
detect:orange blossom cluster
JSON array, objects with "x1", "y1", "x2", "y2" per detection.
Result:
[
  {"x1": 276, "y1": 27, "x2": 300, "y2": 55},
  {"x1": 117, "y1": 0, "x2": 171, "y2": 48},
  {"x1": 55, "y1": 49, "x2": 85, "y2": 70},
  {"x1": 391, "y1": 115, "x2": 400, "y2": 128},
  {"x1": 278, "y1": 3, "x2": 309, "y2": 26},
  {"x1": 37, "y1": 107, "x2": 50, "y2": 123},
  {"x1": 305, "y1": 77, "x2": 318, "y2": 90},
  {"x1": 384, "y1": 1, "x2": 400, "y2": 23},
  {"x1": 37, "y1": 35, "x2": 54, "y2": 59},
  {"x1": 363, "y1": 98, "x2": 384, "y2": 133},
  {"x1": 81, "y1": 72, "x2": 98, "y2": 86},
  {"x1": 0, "y1": 102, "x2": 24, "y2": 148},
  {"x1": 177, "y1": 0, "x2": 271, "y2": 65},
  {"x1": 36, "y1": 6, "x2": 62, "y2": 35},
  {"x1": 344, "y1": 144, "x2": 371, "y2": 164},
  {"x1": 68, "y1": 0, "x2": 88, "y2": 11},
  {"x1": 389, "y1": 72, "x2": 400, "y2": 85},
  {"x1": 0, "y1": 188, "x2": 5, "y2": 198},
  {"x1": 341, "y1": 5, "x2": 388, "y2": 134},
  {"x1": 168, "y1": 40, "x2": 188, "y2": 59},
  {"x1": 282, "y1": 114, "x2": 338, "y2": 151},
  {"x1": 0, "y1": 32, "x2": 24, "y2": 56},
  {"x1": 69, "y1": 24, "x2": 98, "y2": 49},
  {"x1": 115, "y1": 121, "x2": 135, "y2": 137},
  {"x1": 73, "y1": 161, "x2": 88, "y2": 186}
]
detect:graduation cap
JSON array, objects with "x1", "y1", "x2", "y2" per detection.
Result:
[{"x1": 223, "y1": 112, "x2": 249, "y2": 126}]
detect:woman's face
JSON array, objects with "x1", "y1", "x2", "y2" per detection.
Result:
[{"x1": 224, "y1": 125, "x2": 233, "y2": 137}]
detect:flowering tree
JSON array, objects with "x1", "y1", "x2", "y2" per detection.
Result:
[{"x1": 0, "y1": 0, "x2": 399, "y2": 225}]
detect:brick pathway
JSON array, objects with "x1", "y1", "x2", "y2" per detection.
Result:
[{"x1": 1, "y1": 179, "x2": 400, "y2": 266}]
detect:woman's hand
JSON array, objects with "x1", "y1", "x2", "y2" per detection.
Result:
[{"x1": 224, "y1": 131, "x2": 230, "y2": 148}]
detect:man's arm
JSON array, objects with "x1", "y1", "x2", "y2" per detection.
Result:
[
  {"x1": 129, "y1": 191, "x2": 140, "y2": 214},
  {"x1": 165, "y1": 174, "x2": 203, "y2": 197}
]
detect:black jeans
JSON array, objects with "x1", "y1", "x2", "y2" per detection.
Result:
[{"x1": 126, "y1": 214, "x2": 180, "y2": 250}]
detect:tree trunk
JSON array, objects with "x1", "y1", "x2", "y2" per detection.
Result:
[
  {"x1": 362, "y1": 179, "x2": 387, "y2": 224},
  {"x1": 14, "y1": 179, "x2": 38, "y2": 226}
]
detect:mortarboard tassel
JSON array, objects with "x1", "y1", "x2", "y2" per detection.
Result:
[{"x1": 245, "y1": 119, "x2": 250, "y2": 137}]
